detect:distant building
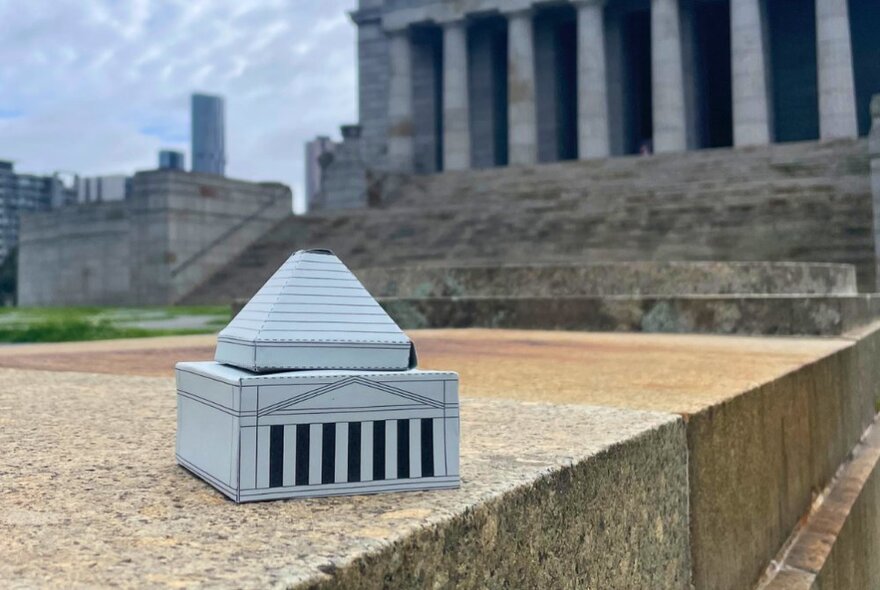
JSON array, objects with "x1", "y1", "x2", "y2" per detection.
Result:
[
  {"x1": 304, "y1": 136, "x2": 337, "y2": 211},
  {"x1": 191, "y1": 93, "x2": 226, "y2": 176},
  {"x1": 18, "y1": 170, "x2": 291, "y2": 306},
  {"x1": 159, "y1": 150, "x2": 186, "y2": 171},
  {"x1": 318, "y1": 0, "x2": 880, "y2": 208},
  {"x1": 76, "y1": 175, "x2": 131, "y2": 204},
  {"x1": 0, "y1": 160, "x2": 64, "y2": 261}
]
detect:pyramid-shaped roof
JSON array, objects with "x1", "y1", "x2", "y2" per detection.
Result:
[{"x1": 215, "y1": 249, "x2": 416, "y2": 373}]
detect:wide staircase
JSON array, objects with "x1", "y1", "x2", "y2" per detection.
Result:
[{"x1": 182, "y1": 138, "x2": 873, "y2": 305}]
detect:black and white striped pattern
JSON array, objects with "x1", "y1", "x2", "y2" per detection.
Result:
[
  {"x1": 175, "y1": 361, "x2": 461, "y2": 502},
  {"x1": 248, "y1": 418, "x2": 449, "y2": 491}
]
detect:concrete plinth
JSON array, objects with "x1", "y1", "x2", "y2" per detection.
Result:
[
  {"x1": 763, "y1": 417, "x2": 880, "y2": 590},
  {"x1": 381, "y1": 293, "x2": 880, "y2": 336},
  {"x1": 358, "y1": 261, "x2": 859, "y2": 298},
  {"x1": 1, "y1": 325, "x2": 877, "y2": 589},
  {"x1": 0, "y1": 367, "x2": 688, "y2": 589}
]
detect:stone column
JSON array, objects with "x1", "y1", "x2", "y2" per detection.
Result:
[
  {"x1": 730, "y1": 0, "x2": 771, "y2": 146},
  {"x1": 387, "y1": 28, "x2": 415, "y2": 171},
  {"x1": 816, "y1": 0, "x2": 858, "y2": 139},
  {"x1": 442, "y1": 20, "x2": 471, "y2": 171},
  {"x1": 870, "y1": 96, "x2": 880, "y2": 290},
  {"x1": 575, "y1": 0, "x2": 610, "y2": 159},
  {"x1": 651, "y1": 0, "x2": 687, "y2": 153},
  {"x1": 506, "y1": 8, "x2": 538, "y2": 166}
]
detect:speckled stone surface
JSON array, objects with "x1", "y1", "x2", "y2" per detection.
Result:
[
  {"x1": 379, "y1": 293, "x2": 880, "y2": 336},
  {"x1": 0, "y1": 368, "x2": 688, "y2": 589},
  {"x1": 762, "y1": 417, "x2": 880, "y2": 590},
  {"x1": 357, "y1": 261, "x2": 859, "y2": 298},
  {"x1": 1, "y1": 327, "x2": 877, "y2": 590}
]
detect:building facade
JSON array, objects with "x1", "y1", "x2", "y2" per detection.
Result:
[
  {"x1": 191, "y1": 93, "x2": 226, "y2": 176},
  {"x1": 76, "y1": 175, "x2": 131, "y2": 204},
  {"x1": 18, "y1": 170, "x2": 291, "y2": 306},
  {"x1": 159, "y1": 149, "x2": 186, "y2": 171},
  {"x1": 327, "y1": 0, "x2": 879, "y2": 206},
  {"x1": 0, "y1": 160, "x2": 67, "y2": 262}
]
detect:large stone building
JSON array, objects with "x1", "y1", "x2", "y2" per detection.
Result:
[
  {"x1": 320, "y1": 0, "x2": 880, "y2": 207},
  {"x1": 18, "y1": 170, "x2": 290, "y2": 306}
]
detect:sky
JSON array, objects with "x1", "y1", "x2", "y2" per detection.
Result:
[{"x1": 0, "y1": 0, "x2": 359, "y2": 212}]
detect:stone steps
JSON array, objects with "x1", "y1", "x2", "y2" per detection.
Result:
[{"x1": 180, "y1": 138, "x2": 874, "y2": 304}]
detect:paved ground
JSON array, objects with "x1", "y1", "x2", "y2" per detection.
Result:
[
  {"x1": 0, "y1": 367, "x2": 686, "y2": 589},
  {"x1": 0, "y1": 329, "x2": 857, "y2": 588},
  {"x1": 0, "y1": 329, "x2": 849, "y2": 414}
]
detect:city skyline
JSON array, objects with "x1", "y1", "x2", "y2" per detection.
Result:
[{"x1": 0, "y1": 0, "x2": 358, "y2": 212}]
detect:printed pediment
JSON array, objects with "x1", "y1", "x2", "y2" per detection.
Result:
[{"x1": 259, "y1": 377, "x2": 443, "y2": 417}]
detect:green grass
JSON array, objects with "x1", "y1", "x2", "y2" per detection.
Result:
[{"x1": 0, "y1": 306, "x2": 230, "y2": 343}]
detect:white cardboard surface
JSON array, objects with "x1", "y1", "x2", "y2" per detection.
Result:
[
  {"x1": 179, "y1": 249, "x2": 459, "y2": 502},
  {"x1": 215, "y1": 249, "x2": 414, "y2": 372},
  {"x1": 176, "y1": 361, "x2": 460, "y2": 503}
]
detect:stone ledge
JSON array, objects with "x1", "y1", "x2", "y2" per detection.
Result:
[
  {"x1": 761, "y1": 416, "x2": 880, "y2": 590},
  {"x1": 358, "y1": 261, "x2": 859, "y2": 298},
  {"x1": 1, "y1": 327, "x2": 877, "y2": 589},
  {"x1": 0, "y1": 368, "x2": 688, "y2": 589},
  {"x1": 380, "y1": 294, "x2": 880, "y2": 336},
  {"x1": 404, "y1": 326, "x2": 880, "y2": 590}
]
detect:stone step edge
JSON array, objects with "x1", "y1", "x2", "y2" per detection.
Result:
[
  {"x1": 294, "y1": 407, "x2": 689, "y2": 589},
  {"x1": 376, "y1": 294, "x2": 880, "y2": 337},
  {"x1": 757, "y1": 414, "x2": 880, "y2": 590}
]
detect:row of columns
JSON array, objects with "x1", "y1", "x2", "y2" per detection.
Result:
[{"x1": 387, "y1": 0, "x2": 860, "y2": 172}]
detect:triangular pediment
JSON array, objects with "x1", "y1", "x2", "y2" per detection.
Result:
[{"x1": 258, "y1": 377, "x2": 443, "y2": 417}]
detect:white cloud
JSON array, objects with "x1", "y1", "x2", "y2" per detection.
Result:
[{"x1": 0, "y1": 0, "x2": 360, "y2": 212}]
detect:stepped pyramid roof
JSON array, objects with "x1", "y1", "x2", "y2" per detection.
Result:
[{"x1": 215, "y1": 249, "x2": 415, "y2": 373}]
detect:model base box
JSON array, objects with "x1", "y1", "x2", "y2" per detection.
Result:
[{"x1": 176, "y1": 361, "x2": 460, "y2": 503}]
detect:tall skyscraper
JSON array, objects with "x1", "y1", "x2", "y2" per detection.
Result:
[
  {"x1": 191, "y1": 93, "x2": 226, "y2": 176},
  {"x1": 158, "y1": 150, "x2": 185, "y2": 171}
]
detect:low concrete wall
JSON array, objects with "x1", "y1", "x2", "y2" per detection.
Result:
[
  {"x1": 811, "y1": 425, "x2": 880, "y2": 590},
  {"x1": 0, "y1": 365, "x2": 691, "y2": 589},
  {"x1": 379, "y1": 294, "x2": 880, "y2": 336},
  {"x1": 312, "y1": 410, "x2": 690, "y2": 590},
  {"x1": 1, "y1": 328, "x2": 877, "y2": 588},
  {"x1": 358, "y1": 262, "x2": 859, "y2": 297},
  {"x1": 18, "y1": 170, "x2": 291, "y2": 306},
  {"x1": 687, "y1": 323, "x2": 880, "y2": 590},
  {"x1": 18, "y1": 202, "x2": 131, "y2": 306},
  {"x1": 763, "y1": 418, "x2": 880, "y2": 590}
]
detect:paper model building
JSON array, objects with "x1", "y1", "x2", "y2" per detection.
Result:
[{"x1": 175, "y1": 249, "x2": 460, "y2": 502}]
